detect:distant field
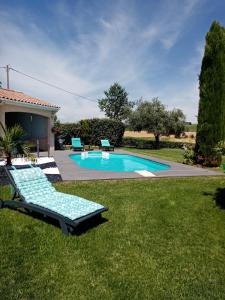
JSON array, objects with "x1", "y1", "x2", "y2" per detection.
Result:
[
  {"x1": 124, "y1": 131, "x2": 196, "y2": 144},
  {"x1": 185, "y1": 124, "x2": 197, "y2": 132}
]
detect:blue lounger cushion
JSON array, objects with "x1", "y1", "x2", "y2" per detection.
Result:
[
  {"x1": 10, "y1": 167, "x2": 105, "y2": 221},
  {"x1": 72, "y1": 138, "x2": 83, "y2": 148},
  {"x1": 101, "y1": 139, "x2": 111, "y2": 147}
]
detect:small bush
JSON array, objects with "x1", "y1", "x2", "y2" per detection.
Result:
[
  {"x1": 183, "y1": 144, "x2": 195, "y2": 165},
  {"x1": 195, "y1": 143, "x2": 223, "y2": 167}
]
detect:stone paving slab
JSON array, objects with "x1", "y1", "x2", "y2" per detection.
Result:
[{"x1": 51, "y1": 149, "x2": 222, "y2": 181}]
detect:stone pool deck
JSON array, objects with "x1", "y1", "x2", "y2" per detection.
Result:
[{"x1": 51, "y1": 149, "x2": 221, "y2": 181}]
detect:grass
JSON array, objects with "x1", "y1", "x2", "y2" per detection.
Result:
[
  {"x1": 122, "y1": 147, "x2": 185, "y2": 163},
  {"x1": 1, "y1": 177, "x2": 225, "y2": 299},
  {"x1": 121, "y1": 147, "x2": 225, "y2": 173}
]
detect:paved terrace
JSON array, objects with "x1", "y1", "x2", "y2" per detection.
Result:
[{"x1": 50, "y1": 149, "x2": 221, "y2": 181}]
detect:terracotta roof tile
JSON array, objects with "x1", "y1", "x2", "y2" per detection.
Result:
[{"x1": 0, "y1": 88, "x2": 60, "y2": 109}]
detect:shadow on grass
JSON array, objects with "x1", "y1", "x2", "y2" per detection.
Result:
[
  {"x1": 203, "y1": 188, "x2": 225, "y2": 209},
  {"x1": 213, "y1": 188, "x2": 225, "y2": 209},
  {"x1": 72, "y1": 215, "x2": 108, "y2": 236},
  {"x1": 2, "y1": 206, "x2": 108, "y2": 236}
]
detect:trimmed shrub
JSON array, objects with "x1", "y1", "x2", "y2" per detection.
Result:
[
  {"x1": 89, "y1": 118, "x2": 125, "y2": 146},
  {"x1": 53, "y1": 123, "x2": 82, "y2": 146},
  {"x1": 122, "y1": 137, "x2": 193, "y2": 149},
  {"x1": 53, "y1": 118, "x2": 125, "y2": 148}
]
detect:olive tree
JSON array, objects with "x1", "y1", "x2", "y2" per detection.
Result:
[
  {"x1": 129, "y1": 98, "x2": 168, "y2": 147},
  {"x1": 129, "y1": 98, "x2": 186, "y2": 148},
  {"x1": 165, "y1": 109, "x2": 186, "y2": 138}
]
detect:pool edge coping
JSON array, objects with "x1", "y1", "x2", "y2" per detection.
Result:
[{"x1": 51, "y1": 149, "x2": 222, "y2": 181}]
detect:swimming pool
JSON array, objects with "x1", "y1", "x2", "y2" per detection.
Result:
[{"x1": 69, "y1": 152, "x2": 170, "y2": 173}]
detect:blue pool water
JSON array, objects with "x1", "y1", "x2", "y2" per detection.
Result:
[{"x1": 69, "y1": 152, "x2": 170, "y2": 172}]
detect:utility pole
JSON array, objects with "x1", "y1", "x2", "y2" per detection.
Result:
[{"x1": 6, "y1": 65, "x2": 10, "y2": 89}]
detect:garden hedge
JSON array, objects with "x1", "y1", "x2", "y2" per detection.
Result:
[
  {"x1": 122, "y1": 137, "x2": 193, "y2": 149},
  {"x1": 53, "y1": 118, "x2": 125, "y2": 148}
]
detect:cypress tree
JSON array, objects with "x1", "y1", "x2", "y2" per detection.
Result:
[{"x1": 195, "y1": 21, "x2": 225, "y2": 166}]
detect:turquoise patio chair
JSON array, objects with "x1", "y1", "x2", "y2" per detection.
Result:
[
  {"x1": 0, "y1": 166, "x2": 108, "y2": 235},
  {"x1": 100, "y1": 139, "x2": 114, "y2": 151},
  {"x1": 71, "y1": 137, "x2": 84, "y2": 151}
]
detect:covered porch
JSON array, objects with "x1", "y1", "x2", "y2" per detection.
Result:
[
  {"x1": 0, "y1": 88, "x2": 60, "y2": 155},
  {"x1": 5, "y1": 112, "x2": 49, "y2": 151}
]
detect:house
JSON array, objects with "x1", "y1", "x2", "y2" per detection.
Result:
[{"x1": 0, "y1": 88, "x2": 60, "y2": 154}]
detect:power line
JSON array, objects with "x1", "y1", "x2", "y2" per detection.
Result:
[{"x1": 8, "y1": 66, "x2": 97, "y2": 103}]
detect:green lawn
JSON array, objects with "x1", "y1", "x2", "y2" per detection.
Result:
[
  {"x1": 1, "y1": 177, "x2": 225, "y2": 299},
  {"x1": 121, "y1": 147, "x2": 225, "y2": 173},
  {"x1": 121, "y1": 147, "x2": 184, "y2": 163}
]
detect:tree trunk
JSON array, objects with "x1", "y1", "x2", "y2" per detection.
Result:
[
  {"x1": 154, "y1": 134, "x2": 160, "y2": 149},
  {"x1": 6, "y1": 155, "x2": 12, "y2": 166}
]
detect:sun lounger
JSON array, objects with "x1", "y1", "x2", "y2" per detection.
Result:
[
  {"x1": 0, "y1": 166, "x2": 107, "y2": 235},
  {"x1": 100, "y1": 139, "x2": 114, "y2": 151},
  {"x1": 71, "y1": 137, "x2": 84, "y2": 151}
]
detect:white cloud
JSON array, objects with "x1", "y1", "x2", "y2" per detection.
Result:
[
  {"x1": 141, "y1": 0, "x2": 202, "y2": 50},
  {"x1": 0, "y1": 0, "x2": 202, "y2": 122}
]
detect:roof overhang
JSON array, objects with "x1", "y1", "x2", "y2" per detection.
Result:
[{"x1": 0, "y1": 98, "x2": 60, "y2": 112}]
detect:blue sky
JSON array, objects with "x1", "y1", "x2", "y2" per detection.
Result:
[{"x1": 0, "y1": 0, "x2": 225, "y2": 122}]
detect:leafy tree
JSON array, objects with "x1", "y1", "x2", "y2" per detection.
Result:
[
  {"x1": 129, "y1": 98, "x2": 168, "y2": 147},
  {"x1": 195, "y1": 21, "x2": 225, "y2": 166},
  {"x1": 53, "y1": 115, "x2": 60, "y2": 128},
  {"x1": 129, "y1": 98, "x2": 186, "y2": 147},
  {"x1": 0, "y1": 122, "x2": 30, "y2": 165},
  {"x1": 165, "y1": 109, "x2": 186, "y2": 137},
  {"x1": 98, "y1": 82, "x2": 134, "y2": 121}
]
